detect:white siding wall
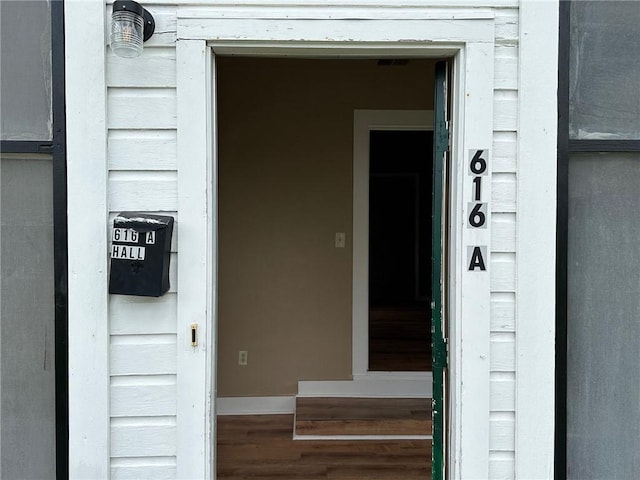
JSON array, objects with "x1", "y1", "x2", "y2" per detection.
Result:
[
  {"x1": 490, "y1": 8, "x2": 519, "y2": 479},
  {"x1": 107, "y1": 6, "x2": 179, "y2": 478},
  {"x1": 104, "y1": 2, "x2": 522, "y2": 478}
]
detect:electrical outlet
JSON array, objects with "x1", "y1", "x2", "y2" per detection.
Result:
[{"x1": 238, "y1": 350, "x2": 248, "y2": 366}]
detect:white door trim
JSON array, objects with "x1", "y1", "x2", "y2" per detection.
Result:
[
  {"x1": 65, "y1": 2, "x2": 109, "y2": 478},
  {"x1": 176, "y1": 11, "x2": 495, "y2": 479},
  {"x1": 352, "y1": 110, "x2": 434, "y2": 379},
  {"x1": 176, "y1": 40, "x2": 217, "y2": 479},
  {"x1": 515, "y1": 1, "x2": 558, "y2": 477}
]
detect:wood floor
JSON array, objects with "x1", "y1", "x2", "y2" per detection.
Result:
[
  {"x1": 369, "y1": 307, "x2": 431, "y2": 371},
  {"x1": 295, "y1": 397, "x2": 431, "y2": 437},
  {"x1": 217, "y1": 414, "x2": 432, "y2": 479}
]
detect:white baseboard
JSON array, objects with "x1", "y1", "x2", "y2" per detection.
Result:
[
  {"x1": 297, "y1": 372, "x2": 432, "y2": 398},
  {"x1": 216, "y1": 373, "x2": 431, "y2": 415},
  {"x1": 216, "y1": 396, "x2": 296, "y2": 415}
]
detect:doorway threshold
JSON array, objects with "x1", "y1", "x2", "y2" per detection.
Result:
[
  {"x1": 298, "y1": 372, "x2": 431, "y2": 398},
  {"x1": 293, "y1": 396, "x2": 432, "y2": 441}
]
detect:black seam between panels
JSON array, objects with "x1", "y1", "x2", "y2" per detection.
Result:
[
  {"x1": 569, "y1": 140, "x2": 640, "y2": 153},
  {"x1": 0, "y1": 141, "x2": 54, "y2": 153},
  {"x1": 555, "y1": 1, "x2": 570, "y2": 479},
  {"x1": 51, "y1": 1, "x2": 69, "y2": 479}
]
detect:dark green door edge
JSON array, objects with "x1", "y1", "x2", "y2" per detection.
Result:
[{"x1": 431, "y1": 60, "x2": 449, "y2": 480}]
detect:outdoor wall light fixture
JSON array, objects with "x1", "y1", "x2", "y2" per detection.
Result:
[{"x1": 110, "y1": 0, "x2": 155, "y2": 58}]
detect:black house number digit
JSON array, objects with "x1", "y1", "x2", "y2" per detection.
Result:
[
  {"x1": 469, "y1": 203, "x2": 486, "y2": 228},
  {"x1": 472, "y1": 176, "x2": 482, "y2": 202},
  {"x1": 470, "y1": 149, "x2": 487, "y2": 175}
]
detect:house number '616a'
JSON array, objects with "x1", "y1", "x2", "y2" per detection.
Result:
[{"x1": 467, "y1": 149, "x2": 489, "y2": 272}]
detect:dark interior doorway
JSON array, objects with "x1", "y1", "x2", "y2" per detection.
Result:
[{"x1": 368, "y1": 130, "x2": 433, "y2": 372}]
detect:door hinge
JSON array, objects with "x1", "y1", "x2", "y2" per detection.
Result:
[{"x1": 444, "y1": 338, "x2": 449, "y2": 368}]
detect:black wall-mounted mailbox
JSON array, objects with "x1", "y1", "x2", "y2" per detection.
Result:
[{"x1": 109, "y1": 212, "x2": 174, "y2": 297}]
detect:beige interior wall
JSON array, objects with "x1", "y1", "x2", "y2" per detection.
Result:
[{"x1": 217, "y1": 57, "x2": 435, "y2": 397}]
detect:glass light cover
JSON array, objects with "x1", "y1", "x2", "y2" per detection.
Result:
[{"x1": 110, "y1": 10, "x2": 144, "y2": 58}]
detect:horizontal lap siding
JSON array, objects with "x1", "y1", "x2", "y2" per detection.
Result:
[
  {"x1": 111, "y1": 462, "x2": 177, "y2": 480},
  {"x1": 490, "y1": 8, "x2": 518, "y2": 479},
  {"x1": 108, "y1": 89, "x2": 177, "y2": 130},
  {"x1": 110, "y1": 294, "x2": 178, "y2": 335},
  {"x1": 107, "y1": 6, "x2": 179, "y2": 474},
  {"x1": 109, "y1": 172, "x2": 178, "y2": 211},
  {"x1": 111, "y1": 382, "x2": 177, "y2": 417},
  {"x1": 107, "y1": 48, "x2": 177, "y2": 88},
  {"x1": 111, "y1": 337, "x2": 178, "y2": 376},
  {"x1": 111, "y1": 420, "x2": 177, "y2": 457},
  {"x1": 493, "y1": 132, "x2": 517, "y2": 173},
  {"x1": 109, "y1": 131, "x2": 177, "y2": 171}
]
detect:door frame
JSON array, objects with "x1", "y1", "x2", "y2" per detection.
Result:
[
  {"x1": 176, "y1": 12, "x2": 495, "y2": 479},
  {"x1": 352, "y1": 109, "x2": 434, "y2": 380}
]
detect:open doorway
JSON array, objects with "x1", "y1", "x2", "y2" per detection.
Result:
[
  {"x1": 368, "y1": 129, "x2": 433, "y2": 372},
  {"x1": 352, "y1": 109, "x2": 434, "y2": 379},
  {"x1": 215, "y1": 56, "x2": 443, "y2": 479}
]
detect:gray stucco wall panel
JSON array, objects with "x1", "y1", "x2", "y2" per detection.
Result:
[{"x1": 1, "y1": 155, "x2": 56, "y2": 479}]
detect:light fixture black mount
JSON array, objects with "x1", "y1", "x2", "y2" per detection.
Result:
[{"x1": 111, "y1": 0, "x2": 155, "y2": 58}]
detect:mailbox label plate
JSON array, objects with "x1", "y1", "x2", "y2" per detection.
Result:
[
  {"x1": 112, "y1": 228, "x2": 139, "y2": 243},
  {"x1": 111, "y1": 244, "x2": 146, "y2": 260}
]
